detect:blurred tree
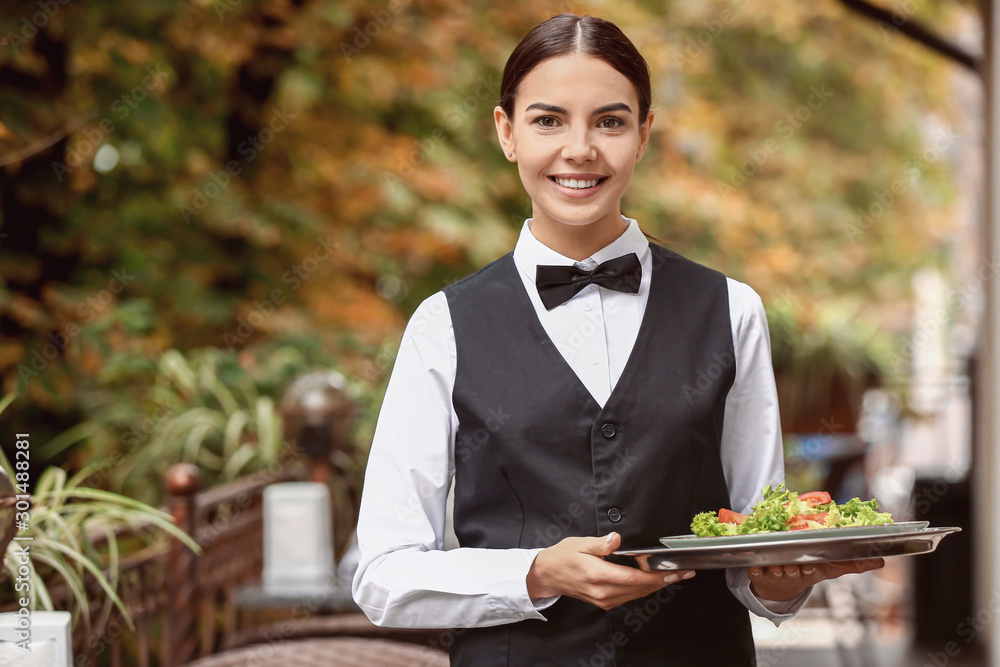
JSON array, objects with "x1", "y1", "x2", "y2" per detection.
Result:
[{"x1": 0, "y1": 0, "x2": 973, "y2": 459}]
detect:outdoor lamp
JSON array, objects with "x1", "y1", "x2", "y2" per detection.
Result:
[
  {"x1": 261, "y1": 370, "x2": 357, "y2": 593},
  {"x1": 278, "y1": 370, "x2": 358, "y2": 484}
]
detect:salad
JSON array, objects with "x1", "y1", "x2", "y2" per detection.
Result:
[{"x1": 690, "y1": 484, "x2": 893, "y2": 537}]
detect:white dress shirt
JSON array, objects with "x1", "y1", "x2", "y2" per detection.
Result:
[{"x1": 353, "y1": 215, "x2": 810, "y2": 630}]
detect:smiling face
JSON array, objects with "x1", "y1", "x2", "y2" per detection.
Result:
[{"x1": 495, "y1": 54, "x2": 653, "y2": 246}]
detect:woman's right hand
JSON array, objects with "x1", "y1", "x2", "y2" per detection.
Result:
[{"x1": 525, "y1": 532, "x2": 695, "y2": 610}]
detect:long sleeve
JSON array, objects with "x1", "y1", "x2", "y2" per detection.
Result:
[
  {"x1": 722, "y1": 279, "x2": 811, "y2": 623},
  {"x1": 352, "y1": 292, "x2": 558, "y2": 628},
  {"x1": 353, "y1": 218, "x2": 810, "y2": 631}
]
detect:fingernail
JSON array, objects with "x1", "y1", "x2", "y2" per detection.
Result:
[
  {"x1": 664, "y1": 574, "x2": 679, "y2": 584},
  {"x1": 802, "y1": 567, "x2": 815, "y2": 576},
  {"x1": 681, "y1": 571, "x2": 695, "y2": 580},
  {"x1": 749, "y1": 568, "x2": 760, "y2": 576},
  {"x1": 606, "y1": 532, "x2": 617, "y2": 545}
]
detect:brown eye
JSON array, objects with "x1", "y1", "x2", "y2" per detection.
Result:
[
  {"x1": 533, "y1": 116, "x2": 559, "y2": 128},
  {"x1": 599, "y1": 117, "x2": 625, "y2": 129}
]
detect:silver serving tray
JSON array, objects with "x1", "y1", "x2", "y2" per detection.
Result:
[{"x1": 614, "y1": 525, "x2": 961, "y2": 571}]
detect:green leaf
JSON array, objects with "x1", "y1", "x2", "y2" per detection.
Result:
[
  {"x1": 37, "y1": 422, "x2": 105, "y2": 461},
  {"x1": 29, "y1": 551, "x2": 95, "y2": 635},
  {"x1": 34, "y1": 536, "x2": 134, "y2": 630}
]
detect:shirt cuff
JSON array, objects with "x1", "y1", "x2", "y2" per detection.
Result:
[
  {"x1": 725, "y1": 567, "x2": 811, "y2": 625},
  {"x1": 517, "y1": 548, "x2": 560, "y2": 614}
]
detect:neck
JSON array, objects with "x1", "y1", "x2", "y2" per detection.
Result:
[{"x1": 530, "y1": 211, "x2": 628, "y2": 261}]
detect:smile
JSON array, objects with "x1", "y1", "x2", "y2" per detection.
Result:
[{"x1": 549, "y1": 176, "x2": 608, "y2": 191}]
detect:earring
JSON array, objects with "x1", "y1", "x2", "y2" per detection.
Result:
[{"x1": 507, "y1": 152, "x2": 512, "y2": 157}]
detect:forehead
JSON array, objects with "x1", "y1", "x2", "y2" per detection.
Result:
[{"x1": 516, "y1": 55, "x2": 638, "y2": 112}]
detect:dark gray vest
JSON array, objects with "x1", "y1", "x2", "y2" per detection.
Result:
[{"x1": 443, "y1": 244, "x2": 756, "y2": 666}]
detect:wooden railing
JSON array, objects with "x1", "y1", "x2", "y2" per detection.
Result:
[{"x1": 1, "y1": 461, "x2": 295, "y2": 666}]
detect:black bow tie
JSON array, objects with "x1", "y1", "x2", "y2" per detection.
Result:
[{"x1": 535, "y1": 253, "x2": 642, "y2": 311}]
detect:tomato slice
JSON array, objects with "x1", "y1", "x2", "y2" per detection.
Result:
[
  {"x1": 786, "y1": 512, "x2": 829, "y2": 530},
  {"x1": 719, "y1": 508, "x2": 748, "y2": 524},
  {"x1": 798, "y1": 491, "x2": 832, "y2": 507}
]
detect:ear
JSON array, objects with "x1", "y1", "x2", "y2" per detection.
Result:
[
  {"x1": 636, "y1": 109, "x2": 654, "y2": 162},
  {"x1": 494, "y1": 105, "x2": 516, "y2": 161}
]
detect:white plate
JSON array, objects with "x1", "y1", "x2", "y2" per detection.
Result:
[{"x1": 658, "y1": 521, "x2": 930, "y2": 548}]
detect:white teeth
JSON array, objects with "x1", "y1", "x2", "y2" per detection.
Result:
[{"x1": 554, "y1": 177, "x2": 600, "y2": 189}]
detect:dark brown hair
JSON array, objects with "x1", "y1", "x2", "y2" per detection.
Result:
[{"x1": 499, "y1": 14, "x2": 652, "y2": 125}]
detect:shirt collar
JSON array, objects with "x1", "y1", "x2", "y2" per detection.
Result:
[{"x1": 512, "y1": 215, "x2": 650, "y2": 285}]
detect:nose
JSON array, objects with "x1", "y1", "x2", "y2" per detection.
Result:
[{"x1": 561, "y1": 125, "x2": 596, "y2": 163}]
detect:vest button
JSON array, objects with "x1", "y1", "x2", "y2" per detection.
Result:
[
  {"x1": 601, "y1": 423, "x2": 617, "y2": 438},
  {"x1": 607, "y1": 507, "x2": 622, "y2": 523}
]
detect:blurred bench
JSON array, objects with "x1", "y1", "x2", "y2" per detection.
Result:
[{"x1": 186, "y1": 637, "x2": 448, "y2": 667}]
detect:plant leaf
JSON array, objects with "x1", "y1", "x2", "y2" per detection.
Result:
[{"x1": 36, "y1": 421, "x2": 105, "y2": 461}]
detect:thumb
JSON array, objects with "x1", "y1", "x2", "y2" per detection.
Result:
[{"x1": 585, "y1": 531, "x2": 620, "y2": 555}]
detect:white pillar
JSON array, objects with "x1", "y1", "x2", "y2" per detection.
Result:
[{"x1": 977, "y1": 0, "x2": 1000, "y2": 662}]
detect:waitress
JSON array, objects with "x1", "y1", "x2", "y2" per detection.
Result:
[{"x1": 352, "y1": 13, "x2": 882, "y2": 666}]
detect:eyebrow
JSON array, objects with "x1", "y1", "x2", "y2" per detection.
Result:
[{"x1": 523, "y1": 102, "x2": 633, "y2": 116}]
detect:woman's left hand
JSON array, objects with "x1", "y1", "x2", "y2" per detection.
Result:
[{"x1": 747, "y1": 558, "x2": 885, "y2": 601}]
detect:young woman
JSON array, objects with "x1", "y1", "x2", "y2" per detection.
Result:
[{"x1": 352, "y1": 13, "x2": 882, "y2": 666}]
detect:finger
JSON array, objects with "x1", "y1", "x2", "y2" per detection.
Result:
[
  {"x1": 854, "y1": 557, "x2": 885, "y2": 571},
  {"x1": 590, "y1": 559, "x2": 681, "y2": 588},
  {"x1": 578, "y1": 571, "x2": 678, "y2": 608},
  {"x1": 579, "y1": 532, "x2": 620, "y2": 556},
  {"x1": 593, "y1": 569, "x2": 696, "y2": 608},
  {"x1": 663, "y1": 570, "x2": 696, "y2": 585},
  {"x1": 783, "y1": 564, "x2": 800, "y2": 577},
  {"x1": 826, "y1": 558, "x2": 885, "y2": 577},
  {"x1": 767, "y1": 565, "x2": 784, "y2": 577}
]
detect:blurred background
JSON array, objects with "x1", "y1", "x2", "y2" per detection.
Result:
[{"x1": 0, "y1": 0, "x2": 993, "y2": 665}]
